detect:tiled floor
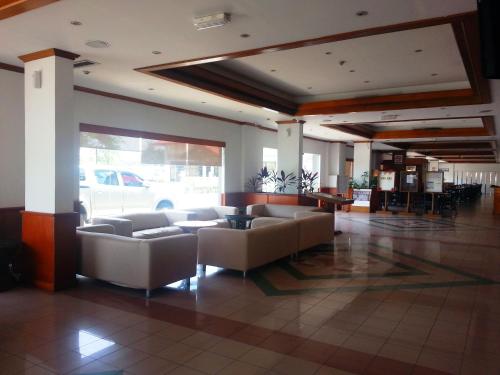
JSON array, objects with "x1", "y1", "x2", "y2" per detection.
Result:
[{"x1": 1, "y1": 197, "x2": 499, "y2": 374}]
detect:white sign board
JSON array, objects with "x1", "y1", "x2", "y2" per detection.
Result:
[
  {"x1": 378, "y1": 171, "x2": 396, "y2": 192},
  {"x1": 425, "y1": 171, "x2": 444, "y2": 193},
  {"x1": 352, "y1": 188, "x2": 372, "y2": 207}
]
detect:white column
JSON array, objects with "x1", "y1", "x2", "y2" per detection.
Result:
[
  {"x1": 353, "y1": 142, "x2": 372, "y2": 182},
  {"x1": 327, "y1": 142, "x2": 348, "y2": 191},
  {"x1": 22, "y1": 49, "x2": 79, "y2": 213},
  {"x1": 277, "y1": 120, "x2": 304, "y2": 193}
]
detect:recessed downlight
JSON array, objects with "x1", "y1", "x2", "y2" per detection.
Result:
[
  {"x1": 349, "y1": 69, "x2": 355, "y2": 73},
  {"x1": 270, "y1": 69, "x2": 277, "y2": 72},
  {"x1": 364, "y1": 80, "x2": 370, "y2": 83},
  {"x1": 356, "y1": 10, "x2": 368, "y2": 16},
  {"x1": 414, "y1": 49, "x2": 423, "y2": 53},
  {"x1": 152, "y1": 50, "x2": 162, "y2": 55},
  {"x1": 431, "y1": 73, "x2": 438, "y2": 76},
  {"x1": 307, "y1": 86, "x2": 313, "y2": 90},
  {"x1": 148, "y1": 88, "x2": 154, "y2": 91},
  {"x1": 201, "y1": 101, "x2": 207, "y2": 104},
  {"x1": 85, "y1": 40, "x2": 110, "y2": 48},
  {"x1": 240, "y1": 33, "x2": 250, "y2": 38},
  {"x1": 70, "y1": 20, "x2": 82, "y2": 26},
  {"x1": 82, "y1": 70, "x2": 91, "y2": 75},
  {"x1": 325, "y1": 52, "x2": 332, "y2": 55}
]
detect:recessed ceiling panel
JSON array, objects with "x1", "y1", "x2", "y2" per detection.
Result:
[{"x1": 219, "y1": 24, "x2": 470, "y2": 100}]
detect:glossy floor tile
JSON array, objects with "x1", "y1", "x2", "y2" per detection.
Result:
[{"x1": 1, "y1": 197, "x2": 499, "y2": 374}]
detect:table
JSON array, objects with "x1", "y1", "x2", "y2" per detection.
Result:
[
  {"x1": 174, "y1": 220, "x2": 218, "y2": 233},
  {"x1": 305, "y1": 192, "x2": 354, "y2": 235},
  {"x1": 225, "y1": 214, "x2": 255, "y2": 229}
]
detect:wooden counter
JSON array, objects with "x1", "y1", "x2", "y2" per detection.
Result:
[{"x1": 493, "y1": 186, "x2": 500, "y2": 215}]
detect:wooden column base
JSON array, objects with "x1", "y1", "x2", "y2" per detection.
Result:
[{"x1": 21, "y1": 211, "x2": 79, "y2": 291}]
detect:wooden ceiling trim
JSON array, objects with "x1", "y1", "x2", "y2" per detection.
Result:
[
  {"x1": 154, "y1": 65, "x2": 297, "y2": 115},
  {"x1": 323, "y1": 123, "x2": 374, "y2": 139},
  {"x1": 0, "y1": 0, "x2": 58, "y2": 21},
  {"x1": 482, "y1": 116, "x2": 496, "y2": 136},
  {"x1": 400, "y1": 142, "x2": 494, "y2": 151},
  {"x1": 372, "y1": 127, "x2": 490, "y2": 140},
  {"x1": 296, "y1": 89, "x2": 477, "y2": 116}
]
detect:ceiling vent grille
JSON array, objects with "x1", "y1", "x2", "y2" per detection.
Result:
[
  {"x1": 74, "y1": 60, "x2": 99, "y2": 69},
  {"x1": 381, "y1": 114, "x2": 399, "y2": 121}
]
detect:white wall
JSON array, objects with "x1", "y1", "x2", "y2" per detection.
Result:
[
  {"x1": 0, "y1": 68, "x2": 341, "y2": 208},
  {"x1": 353, "y1": 142, "x2": 372, "y2": 181},
  {"x1": 0, "y1": 69, "x2": 25, "y2": 207},
  {"x1": 74, "y1": 91, "x2": 243, "y2": 193}
]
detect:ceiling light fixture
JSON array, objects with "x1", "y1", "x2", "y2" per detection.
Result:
[
  {"x1": 201, "y1": 101, "x2": 207, "y2": 104},
  {"x1": 364, "y1": 80, "x2": 370, "y2": 83},
  {"x1": 270, "y1": 69, "x2": 276, "y2": 72},
  {"x1": 414, "y1": 49, "x2": 423, "y2": 53},
  {"x1": 431, "y1": 73, "x2": 438, "y2": 76},
  {"x1": 262, "y1": 107, "x2": 279, "y2": 114},
  {"x1": 148, "y1": 88, "x2": 154, "y2": 91},
  {"x1": 70, "y1": 20, "x2": 82, "y2": 26},
  {"x1": 85, "y1": 40, "x2": 110, "y2": 48},
  {"x1": 82, "y1": 70, "x2": 91, "y2": 75},
  {"x1": 356, "y1": 10, "x2": 368, "y2": 16},
  {"x1": 325, "y1": 52, "x2": 332, "y2": 55},
  {"x1": 307, "y1": 86, "x2": 313, "y2": 90},
  {"x1": 152, "y1": 50, "x2": 162, "y2": 55},
  {"x1": 240, "y1": 33, "x2": 250, "y2": 38},
  {"x1": 349, "y1": 69, "x2": 355, "y2": 73},
  {"x1": 193, "y1": 12, "x2": 231, "y2": 30}
]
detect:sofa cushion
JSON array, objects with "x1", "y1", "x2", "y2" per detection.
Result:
[
  {"x1": 133, "y1": 226, "x2": 183, "y2": 239},
  {"x1": 214, "y1": 218, "x2": 231, "y2": 228},
  {"x1": 251, "y1": 217, "x2": 290, "y2": 229},
  {"x1": 191, "y1": 208, "x2": 219, "y2": 221},
  {"x1": 264, "y1": 204, "x2": 321, "y2": 218},
  {"x1": 120, "y1": 212, "x2": 169, "y2": 231}
]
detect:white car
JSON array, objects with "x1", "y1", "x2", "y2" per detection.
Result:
[{"x1": 79, "y1": 166, "x2": 175, "y2": 222}]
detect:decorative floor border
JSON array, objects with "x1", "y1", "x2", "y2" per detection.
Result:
[{"x1": 250, "y1": 243, "x2": 497, "y2": 297}]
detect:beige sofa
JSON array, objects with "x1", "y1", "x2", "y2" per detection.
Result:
[
  {"x1": 197, "y1": 220, "x2": 299, "y2": 275},
  {"x1": 197, "y1": 210, "x2": 334, "y2": 275},
  {"x1": 77, "y1": 224, "x2": 198, "y2": 297},
  {"x1": 184, "y1": 206, "x2": 239, "y2": 228},
  {"x1": 92, "y1": 210, "x2": 193, "y2": 238},
  {"x1": 247, "y1": 204, "x2": 323, "y2": 218}
]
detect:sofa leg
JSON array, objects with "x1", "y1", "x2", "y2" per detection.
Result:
[
  {"x1": 145, "y1": 289, "x2": 151, "y2": 299},
  {"x1": 185, "y1": 277, "x2": 191, "y2": 290},
  {"x1": 243, "y1": 271, "x2": 247, "y2": 278},
  {"x1": 201, "y1": 264, "x2": 206, "y2": 273}
]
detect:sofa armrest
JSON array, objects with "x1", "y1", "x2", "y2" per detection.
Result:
[
  {"x1": 162, "y1": 209, "x2": 196, "y2": 224},
  {"x1": 212, "y1": 206, "x2": 238, "y2": 218},
  {"x1": 77, "y1": 224, "x2": 115, "y2": 234},
  {"x1": 144, "y1": 234, "x2": 198, "y2": 288},
  {"x1": 246, "y1": 204, "x2": 266, "y2": 216},
  {"x1": 91, "y1": 217, "x2": 133, "y2": 237},
  {"x1": 197, "y1": 228, "x2": 249, "y2": 271}
]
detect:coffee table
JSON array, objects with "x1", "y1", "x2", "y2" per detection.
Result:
[
  {"x1": 225, "y1": 214, "x2": 255, "y2": 229},
  {"x1": 174, "y1": 220, "x2": 218, "y2": 233}
]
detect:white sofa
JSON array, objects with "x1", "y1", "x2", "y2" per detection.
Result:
[
  {"x1": 77, "y1": 224, "x2": 198, "y2": 297},
  {"x1": 184, "y1": 206, "x2": 239, "y2": 228},
  {"x1": 198, "y1": 220, "x2": 299, "y2": 275},
  {"x1": 197, "y1": 210, "x2": 334, "y2": 275},
  {"x1": 247, "y1": 204, "x2": 323, "y2": 218},
  {"x1": 92, "y1": 210, "x2": 193, "y2": 238}
]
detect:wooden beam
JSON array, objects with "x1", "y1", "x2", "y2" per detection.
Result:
[
  {"x1": 297, "y1": 89, "x2": 477, "y2": 116},
  {"x1": 482, "y1": 116, "x2": 496, "y2": 136},
  {"x1": 323, "y1": 124, "x2": 374, "y2": 139},
  {"x1": 400, "y1": 142, "x2": 494, "y2": 150},
  {"x1": 423, "y1": 150, "x2": 495, "y2": 156},
  {"x1": 372, "y1": 127, "x2": 490, "y2": 140},
  {"x1": 0, "y1": 0, "x2": 59, "y2": 21}
]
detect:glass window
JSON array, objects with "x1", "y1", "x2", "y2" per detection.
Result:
[
  {"x1": 94, "y1": 170, "x2": 119, "y2": 186},
  {"x1": 263, "y1": 147, "x2": 278, "y2": 171},
  {"x1": 79, "y1": 168, "x2": 86, "y2": 182},
  {"x1": 121, "y1": 172, "x2": 144, "y2": 187},
  {"x1": 302, "y1": 153, "x2": 321, "y2": 190}
]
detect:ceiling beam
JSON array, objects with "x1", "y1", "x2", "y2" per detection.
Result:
[
  {"x1": 398, "y1": 142, "x2": 494, "y2": 150},
  {"x1": 372, "y1": 127, "x2": 490, "y2": 140},
  {"x1": 482, "y1": 116, "x2": 496, "y2": 135},
  {"x1": 323, "y1": 123, "x2": 374, "y2": 139},
  {"x1": 423, "y1": 150, "x2": 495, "y2": 156},
  {"x1": 0, "y1": 0, "x2": 58, "y2": 21}
]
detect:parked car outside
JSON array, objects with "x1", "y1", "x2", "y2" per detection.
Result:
[{"x1": 79, "y1": 166, "x2": 176, "y2": 222}]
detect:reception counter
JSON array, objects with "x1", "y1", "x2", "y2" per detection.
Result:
[{"x1": 493, "y1": 186, "x2": 500, "y2": 215}]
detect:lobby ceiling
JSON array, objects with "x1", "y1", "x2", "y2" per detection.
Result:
[{"x1": 0, "y1": 0, "x2": 498, "y2": 161}]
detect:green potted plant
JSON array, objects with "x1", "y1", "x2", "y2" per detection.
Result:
[{"x1": 299, "y1": 169, "x2": 319, "y2": 193}]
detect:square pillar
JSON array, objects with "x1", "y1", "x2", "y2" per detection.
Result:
[
  {"x1": 353, "y1": 142, "x2": 372, "y2": 183},
  {"x1": 19, "y1": 48, "x2": 80, "y2": 291},
  {"x1": 276, "y1": 120, "x2": 304, "y2": 193}
]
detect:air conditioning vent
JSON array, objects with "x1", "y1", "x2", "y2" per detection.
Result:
[
  {"x1": 74, "y1": 59, "x2": 99, "y2": 69},
  {"x1": 381, "y1": 114, "x2": 398, "y2": 121}
]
